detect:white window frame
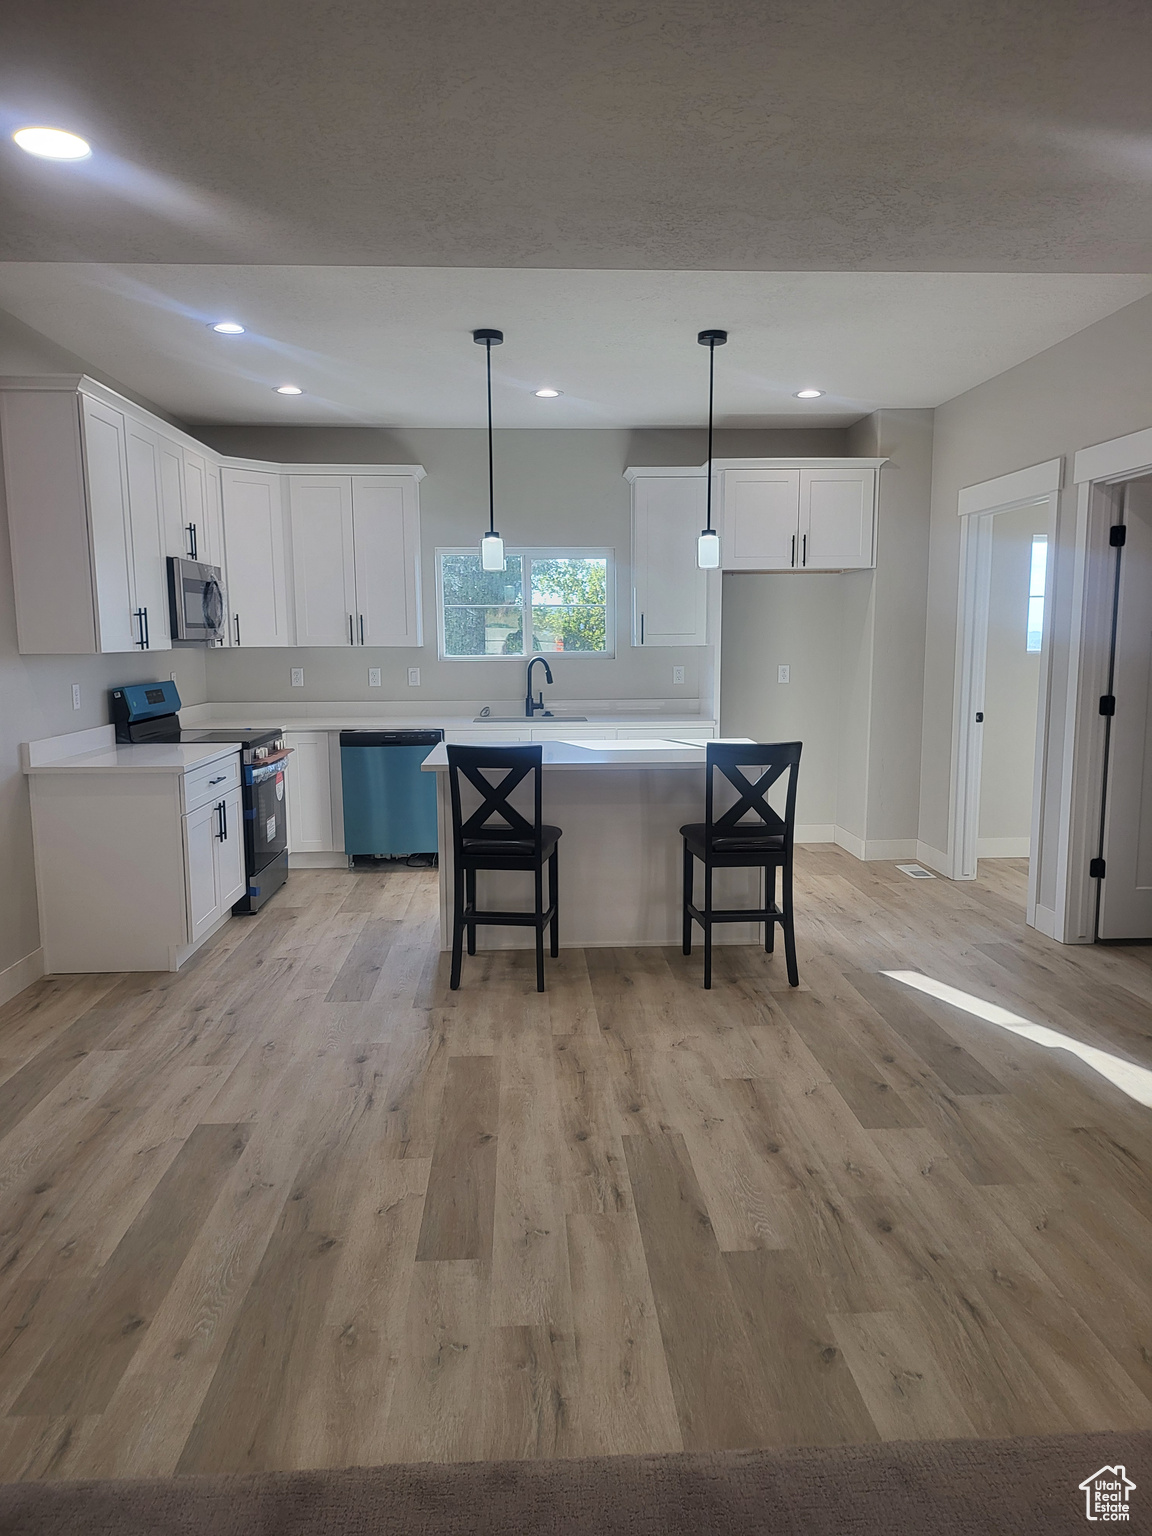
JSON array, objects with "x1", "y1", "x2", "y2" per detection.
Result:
[{"x1": 435, "y1": 546, "x2": 616, "y2": 661}]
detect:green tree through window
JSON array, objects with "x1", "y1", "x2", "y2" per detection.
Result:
[{"x1": 440, "y1": 552, "x2": 610, "y2": 657}]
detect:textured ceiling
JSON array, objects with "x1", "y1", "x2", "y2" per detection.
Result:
[
  {"x1": 2, "y1": 2, "x2": 1152, "y2": 269},
  {"x1": 0, "y1": 265, "x2": 1147, "y2": 427}
]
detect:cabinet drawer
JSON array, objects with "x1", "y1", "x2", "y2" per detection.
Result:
[{"x1": 183, "y1": 753, "x2": 241, "y2": 813}]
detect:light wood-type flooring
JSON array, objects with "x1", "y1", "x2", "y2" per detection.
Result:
[{"x1": 1, "y1": 850, "x2": 1151, "y2": 1481}]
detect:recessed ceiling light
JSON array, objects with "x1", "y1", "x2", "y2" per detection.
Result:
[
  {"x1": 211, "y1": 321, "x2": 245, "y2": 335},
  {"x1": 275, "y1": 384, "x2": 303, "y2": 395},
  {"x1": 795, "y1": 388, "x2": 824, "y2": 399},
  {"x1": 534, "y1": 388, "x2": 561, "y2": 398},
  {"x1": 12, "y1": 126, "x2": 91, "y2": 160}
]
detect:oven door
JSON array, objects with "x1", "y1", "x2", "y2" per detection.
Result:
[{"x1": 246, "y1": 757, "x2": 290, "y2": 871}]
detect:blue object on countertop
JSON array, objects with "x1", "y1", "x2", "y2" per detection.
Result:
[
  {"x1": 340, "y1": 729, "x2": 443, "y2": 857},
  {"x1": 111, "y1": 679, "x2": 182, "y2": 733}
]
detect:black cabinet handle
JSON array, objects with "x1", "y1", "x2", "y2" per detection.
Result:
[
  {"x1": 802, "y1": 533, "x2": 807, "y2": 567},
  {"x1": 186, "y1": 523, "x2": 198, "y2": 560},
  {"x1": 640, "y1": 612, "x2": 645, "y2": 645},
  {"x1": 234, "y1": 613, "x2": 241, "y2": 646},
  {"x1": 359, "y1": 613, "x2": 365, "y2": 645},
  {"x1": 216, "y1": 800, "x2": 226, "y2": 840},
  {"x1": 348, "y1": 614, "x2": 355, "y2": 646},
  {"x1": 791, "y1": 534, "x2": 796, "y2": 568},
  {"x1": 134, "y1": 607, "x2": 147, "y2": 648}
]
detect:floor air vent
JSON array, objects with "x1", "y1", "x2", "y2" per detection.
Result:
[{"x1": 896, "y1": 863, "x2": 936, "y2": 879}]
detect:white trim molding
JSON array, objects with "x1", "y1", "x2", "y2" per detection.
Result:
[
  {"x1": 957, "y1": 458, "x2": 1062, "y2": 517},
  {"x1": 0, "y1": 948, "x2": 46, "y2": 1008},
  {"x1": 1074, "y1": 425, "x2": 1152, "y2": 486}
]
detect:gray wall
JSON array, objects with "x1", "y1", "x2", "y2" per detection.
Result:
[
  {"x1": 195, "y1": 424, "x2": 847, "y2": 708},
  {"x1": 920, "y1": 289, "x2": 1152, "y2": 904},
  {"x1": 979, "y1": 503, "x2": 1046, "y2": 846},
  {"x1": 0, "y1": 310, "x2": 208, "y2": 980}
]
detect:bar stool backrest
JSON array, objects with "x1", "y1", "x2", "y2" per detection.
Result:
[
  {"x1": 704, "y1": 741, "x2": 802, "y2": 851},
  {"x1": 447, "y1": 744, "x2": 544, "y2": 853}
]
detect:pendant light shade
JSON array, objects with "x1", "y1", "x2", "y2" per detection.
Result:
[
  {"x1": 697, "y1": 328, "x2": 728, "y2": 569},
  {"x1": 474, "y1": 328, "x2": 505, "y2": 570}
]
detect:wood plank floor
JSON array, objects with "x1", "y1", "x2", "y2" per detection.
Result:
[{"x1": 1, "y1": 849, "x2": 1150, "y2": 1480}]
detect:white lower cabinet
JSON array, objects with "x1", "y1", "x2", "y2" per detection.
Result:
[
  {"x1": 284, "y1": 731, "x2": 335, "y2": 852},
  {"x1": 183, "y1": 786, "x2": 245, "y2": 942},
  {"x1": 26, "y1": 749, "x2": 245, "y2": 973}
]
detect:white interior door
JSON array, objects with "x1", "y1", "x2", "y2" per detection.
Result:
[
  {"x1": 289, "y1": 476, "x2": 357, "y2": 645},
  {"x1": 352, "y1": 475, "x2": 422, "y2": 645},
  {"x1": 721, "y1": 469, "x2": 800, "y2": 569},
  {"x1": 1099, "y1": 481, "x2": 1152, "y2": 939}
]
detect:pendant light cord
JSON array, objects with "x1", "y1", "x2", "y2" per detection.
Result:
[
  {"x1": 705, "y1": 337, "x2": 716, "y2": 534},
  {"x1": 486, "y1": 338, "x2": 495, "y2": 537}
]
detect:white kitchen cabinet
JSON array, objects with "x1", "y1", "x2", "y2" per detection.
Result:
[
  {"x1": 284, "y1": 731, "x2": 335, "y2": 852},
  {"x1": 221, "y1": 467, "x2": 293, "y2": 647},
  {"x1": 122, "y1": 418, "x2": 173, "y2": 651},
  {"x1": 184, "y1": 785, "x2": 244, "y2": 941},
  {"x1": 717, "y1": 462, "x2": 879, "y2": 571},
  {"x1": 626, "y1": 470, "x2": 708, "y2": 646},
  {"x1": 287, "y1": 472, "x2": 422, "y2": 647}
]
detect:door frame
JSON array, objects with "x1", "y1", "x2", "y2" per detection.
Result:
[{"x1": 947, "y1": 460, "x2": 1062, "y2": 933}]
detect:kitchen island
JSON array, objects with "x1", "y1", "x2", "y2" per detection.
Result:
[{"x1": 421, "y1": 738, "x2": 763, "y2": 949}]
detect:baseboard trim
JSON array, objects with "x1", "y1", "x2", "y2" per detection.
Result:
[
  {"x1": 834, "y1": 826, "x2": 866, "y2": 860},
  {"x1": 976, "y1": 837, "x2": 1031, "y2": 859},
  {"x1": 795, "y1": 823, "x2": 835, "y2": 845},
  {"x1": 915, "y1": 841, "x2": 953, "y2": 878},
  {"x1": 0, "y1": 947, "x2": 46, "y2": 1007},
  {"x1": 289, "y1": 852, "x2": 348, "y2": 869},
  {"x1": 829, "y1": 829, "x2": 918, "y2": 863}
]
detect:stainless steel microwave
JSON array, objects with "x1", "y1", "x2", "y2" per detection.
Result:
[{"x1": 167, "y1": 556, "x2": 226, "y2": 644}]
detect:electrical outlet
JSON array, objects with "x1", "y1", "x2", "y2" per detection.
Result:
[
  {"x1": 368, "y1": 668, "x2": 382, "y2": 687},
  {"x1": 778, "y1": 665, "x2": 790, "y2": 684},
  {"x1": 672, "y1": 665, "x2": 685, "y2": 685},
  {"x1": 407, "y1": 667, "x2": 421, "y2": 687},
  {"x1": 71, "y1": 683, "x2": 81, "y2": 711},
  {"x1": 291, "y1": 667, "x2": 305, "y2": 687}
]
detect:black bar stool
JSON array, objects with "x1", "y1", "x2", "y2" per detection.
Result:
[
  {"x1": 681, "y1": 741, "x2": 802, "y2": 990},
  {"x1": 447, "y1": 744, "x2": 561, "y2": 992}
]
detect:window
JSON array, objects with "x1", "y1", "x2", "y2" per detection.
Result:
[
  {"x1": 438, "y1": 550, "x2": 613, "y2": 659},
  {"x1": 1026, "y1": 534, "x2": 1047, "y2": 653}
]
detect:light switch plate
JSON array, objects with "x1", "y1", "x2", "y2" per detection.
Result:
[
  {"x1": 369, "y1": 668, "x2": 382, "y2": 687},
  {"x1": 407, "y1": 667, "x2": 421, "y2": 687},
  {"x1": 291, "y1": 667, "x2": 305, "y2": 687},
  {"x1": 778, "y1": 665, "x2": 790, "y2": 684},
  {"x1": 71, "y1": 683, "x2": 81, "y2": 710},
  {"x1": 672, "y1": 665, "x2": 685, "y2": 685}
]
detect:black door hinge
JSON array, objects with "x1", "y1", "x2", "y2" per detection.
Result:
[
  {"x1": 1109, "y1": 524, "x2": 1127, "y2": 547},
  {"x1": 1089, "y1": 856, "x2": 1106, "y2": 879},
  {"x1": 1099, "y1": 695, "x2": 1116, "y2": 716}
]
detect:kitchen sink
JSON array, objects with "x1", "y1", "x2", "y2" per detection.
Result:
[{"x1": 472, "y1": 714, "x2": 588, "y2": 723}]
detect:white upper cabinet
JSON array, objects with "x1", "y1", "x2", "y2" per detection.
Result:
[
  {"x1": 287, "y1": 472, "x2": 423, "y2": 646},
  {"x1": 221, "y1": 467, "x2": 293, "y2": 647},
  {"x1": 721, "y1": 468, "x2": 800, "y2": 570},
  {"x1": 717, "y1": 462, "x2": 879, "y2": 571},
  {"x1": 627, "y1": 471, "x2": 708, "y2": 646},
  {"x1": 122, "y1": 417, "x2": 172, "y2": 651}
]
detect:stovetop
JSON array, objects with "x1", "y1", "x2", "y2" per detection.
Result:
[{"x1": 181, "y1": 726, "x2": 286, "y2": 763}]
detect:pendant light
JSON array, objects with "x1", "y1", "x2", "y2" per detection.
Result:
[
  {"x1": 696, "y1": 328, "x2": 728, "y2": 569},
  {"x1": 473, "y1": 328, "x2": 505, "y2": 571}
]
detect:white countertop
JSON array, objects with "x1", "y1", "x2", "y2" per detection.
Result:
[
  {"x1": 421, "y1": 737, "x2": 751, "y2": 770},
  {"x1": 180, "y1": 703, "x2": 715, "y2": 733},
  {"x1": 25, "y1": 741, "x2": 241, "y2": 775}
]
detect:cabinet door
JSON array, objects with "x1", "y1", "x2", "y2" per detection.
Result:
[
  {"x1": 284, "y1": 732, "x2": 334, "y2": 851},
  {"x1": 183, "y1": 797, "x2": 221, "y2": 942},
  {"x1": 721, "y1": 468, "x2": 800, "y2": 570},
  {"x1": 213, "y1": 787, "x2": 246, "y2": 909},
  {"x1": 799, "y1": 468, "x2": 876, "y2": 570},
  {"x1": 79, "y1": 396, "x2": 138, "y2": 653},
  {"x1": 288, "y1": 477, "x2": 357, "y2": 646},
  {"x1": 157, "y1": 436, "x2": 188, "y2": 558},
  {"x1": 631, "y1": 475, "x2": 708, "y2": 646},
  {"x1": 221, "y1": 468, "x2": 292, "y2": 646},
  {"x1": 351, "y1": 476, "x2": 422, "y2": 646},
  {"x1": 183, "y1": 448, "x2": 208, "y2": 563},
  {"x1": 123, "y1": 419, "x2": 172, "y2": 651}
]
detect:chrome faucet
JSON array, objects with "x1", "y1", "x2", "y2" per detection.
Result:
[{"x1": 525, "y1": 655, "x2": 554, "y2": 717}]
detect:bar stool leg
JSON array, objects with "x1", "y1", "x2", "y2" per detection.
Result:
[
  {"x1": 782, "y1": 856, "x2": 799, "y2": 987},
  {"x1": 450, "y1": 861, "x2": 466, "y2": 990},
  {"x1": 549, "y1": 848, "x2": 559, "y2": 958},
  {"x1": 765, "y1": 863, "x2": 776, "y2": 953},
  {"x1": 703, "y1": 860, "x2": 714, "y2": 990},
  {"x1": 465, "y1": 867, "x2": 477, "y2": 955},
  {"x1": 682, "y1": 841, "x2": 693, "y2": 955},
  {"x1": 534, "y1": 862, "x2": 546, "y2": 992}
]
